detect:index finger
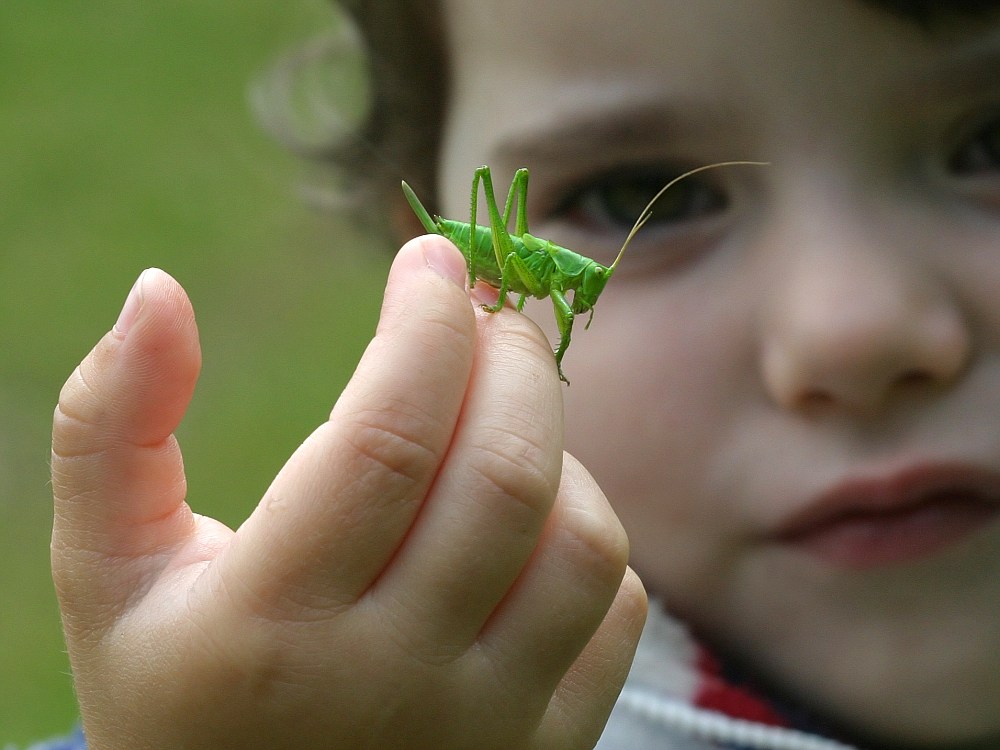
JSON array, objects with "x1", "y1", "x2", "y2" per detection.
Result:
[{"x1": 225, "y1": 235, "x2": 477, "y2": 612}]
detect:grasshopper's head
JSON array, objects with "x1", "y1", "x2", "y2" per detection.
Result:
[{"x1": 572, "y1": 262, "x2": 613, "y2": 314}]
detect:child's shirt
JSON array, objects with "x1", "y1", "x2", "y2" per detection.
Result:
[
  {"x1": 12, "y1": 726, "x2": 85, "y2": 750},
  {"x1": 597, "y1": 600, "x2": 860, "y2": 750}
]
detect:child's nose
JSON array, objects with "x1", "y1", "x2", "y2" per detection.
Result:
[{"x1": 758, "y1": 211, "x2": 971, "y2": 416}]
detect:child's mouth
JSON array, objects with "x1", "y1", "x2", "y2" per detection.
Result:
[{"x1": 774, "y1": 464, "x2": 1000, "y2": 569}]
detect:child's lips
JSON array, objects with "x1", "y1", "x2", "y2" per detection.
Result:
[{"x1": 773, "y1": 463, "x2": 1000, "y2": 569}]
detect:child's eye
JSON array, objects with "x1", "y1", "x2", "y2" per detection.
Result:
[
  {"x1": 550, "y1": 166, "x2": 728, "y2": 234},
  {"x1": 949, "y1": 114, "x2": 1000, "y2": 175}
]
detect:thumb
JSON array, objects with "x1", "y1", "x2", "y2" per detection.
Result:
[{"x1": 51, "y1": 268, "x2": 202, "y2": 638}]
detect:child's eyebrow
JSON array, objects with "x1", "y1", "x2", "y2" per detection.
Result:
[
  {"x1": 491, "y1": 100, "x2": 740, "y2": 167},
  {"x1": 882, "y1": 35, "x2": 1000, "y2": 110},
  {"x1": 916, "y1": 42, "x2": 1000, "y2": 98},
  {"x1": 863, "y1": 0, "x2": 1000, "y2": 31}
]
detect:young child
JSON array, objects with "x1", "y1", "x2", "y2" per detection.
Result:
[{"x1": 43, "y1": 0, "x2": 1000, "y2": 748}]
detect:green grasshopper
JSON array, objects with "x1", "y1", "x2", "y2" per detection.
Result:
[{"x1": 402, "y1": 161, "x2": 762, "y2": 384}]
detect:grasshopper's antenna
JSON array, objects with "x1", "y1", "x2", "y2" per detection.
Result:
[{"x1": 608, "y1": 160, "x2": 769, "y2": 272}]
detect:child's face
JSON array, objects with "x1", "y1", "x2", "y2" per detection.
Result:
[{"x1": 437, "y1": 0, "x2": 1000, "y2": 743}]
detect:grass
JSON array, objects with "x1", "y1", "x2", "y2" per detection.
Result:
[{"x1": 0, "y1": 1, "x2": 389, "y2": 743}]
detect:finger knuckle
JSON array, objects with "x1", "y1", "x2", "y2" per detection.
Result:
[
  {"x1": 466, "y1": 427, "x2": 561, "y2": 516},
  {"x1": 338, "y1": 401, "x2": 445, "y2": 489},
  {"x1": 561, "y1": 505, "x2": 630, "y2": 590}
]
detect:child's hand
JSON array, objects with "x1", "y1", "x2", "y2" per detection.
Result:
[{"x1": 50, "y1": 236, "x2": 647, "y2": 750}]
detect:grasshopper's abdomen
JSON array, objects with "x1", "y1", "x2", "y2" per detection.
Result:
[{"x1": 437, "y1": 218, "x2": 507, "y2": 288}]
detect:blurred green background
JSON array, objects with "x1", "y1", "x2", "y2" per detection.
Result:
[{"x1": 1, "y1": 2, "x2": 389, "y2": 743}]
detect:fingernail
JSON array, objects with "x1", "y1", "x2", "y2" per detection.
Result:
[
  {"x1": 114, "y1": 269, "x2": 148, "y2": 336},
  {"x1": 421, "y1": 239, "x2": 467, "y2": 289}
]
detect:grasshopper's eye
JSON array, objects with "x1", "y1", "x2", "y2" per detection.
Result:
[
  {"x1": 553, "y1": 166, "x2": 727, "y2": 233},
  {"x1": 950, "y1": 113, "x2": 1000, "y2": 175}
]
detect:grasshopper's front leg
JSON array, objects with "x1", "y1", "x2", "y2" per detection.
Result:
[{"x1": 550, "y1": 289, "x2": 574, "y2": 384}]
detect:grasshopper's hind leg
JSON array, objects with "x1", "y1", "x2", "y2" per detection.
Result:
[{"x1": 503, "y1": 168, "x2": 530, "y2": 236}]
